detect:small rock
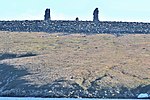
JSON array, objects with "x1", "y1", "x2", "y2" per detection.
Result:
[
  {"x1": 138, "y1": 93, "x2": 149, "y2": 99},
  {"x1": 48, "y1": 90, "x2": 52, "y2": 93},
  {"x1": 76, "y1": 17, "x2": 79, "y2": 21}
]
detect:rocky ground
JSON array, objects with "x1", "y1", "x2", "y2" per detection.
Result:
[{"x1": 0, "y1": 31, "x2": 150, "y2": 98}]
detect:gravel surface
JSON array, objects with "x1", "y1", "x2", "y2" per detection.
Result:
[{"x1": 0, "y1": 32, "x2": 150, "y2": 98}]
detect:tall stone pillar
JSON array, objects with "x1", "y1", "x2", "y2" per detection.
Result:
[
  {"x1": 44, "y1": 9, "x2": 51, "y2": 20},
  {"x1": 93, "y1": 8, "x2": 99, "y2": 22}
]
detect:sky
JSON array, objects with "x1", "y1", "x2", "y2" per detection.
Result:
[{"x1": 0, "y1": 0, "x2": 150, "y2": 22}]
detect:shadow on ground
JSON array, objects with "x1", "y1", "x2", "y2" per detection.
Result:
[
  {"x1": 0, "y1": 53, "x2": 37, "y2": 60},
  {"x1": 0, "y1": 63, "x2": 30, "y2": 97},
  {"x1": 0, "y1": 63, "x2": 149, "y2": 98}
]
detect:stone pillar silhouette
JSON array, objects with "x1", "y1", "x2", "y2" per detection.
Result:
[
  {"x1": 44, "y1": 9, "x2": 51, "y2": 20},
  {"x1": 93, "y1": 8, "x2": 99, "y2": 22}
]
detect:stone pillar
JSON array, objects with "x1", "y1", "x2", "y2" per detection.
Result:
[
  {"x1": 44, "y1": 9, "x2": 51, "y2": 20},
  {"x1": 93, "y1": 8, "x2": 99, "y2": 22}
]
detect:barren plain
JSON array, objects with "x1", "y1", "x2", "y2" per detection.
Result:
[{"x1": 0, "y1": 31, "x2": 150, "y2": 98}]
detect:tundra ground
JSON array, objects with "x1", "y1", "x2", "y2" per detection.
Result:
[{"x1": 0, "y1": 31, "x2": 150, "y2": 98}]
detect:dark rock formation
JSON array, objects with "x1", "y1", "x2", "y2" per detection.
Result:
[
  {"x1": 93, "y1": 8, "x2": 99, "y2": 22},
  {"x1": 76, "y1": 17, "x2": 79, "y2": 21},
  {"x1": 44, "y1": 9, "x2": 51, "y2": 20}
]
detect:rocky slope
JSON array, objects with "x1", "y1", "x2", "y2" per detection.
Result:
[
  {"x1": 0, "y1": 31, "x2": 150, "y2": 98},
  {"x1": 1, "y1": 20, "x2": 150, "y2": 34}
]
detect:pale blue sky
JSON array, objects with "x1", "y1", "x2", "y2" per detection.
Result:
[{"x1": 0, "y1": 0, "x2": 150, "y2": 22}]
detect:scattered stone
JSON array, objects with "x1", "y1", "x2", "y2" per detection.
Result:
[{"x1": 1, "y1": 9, "x2": 150, "y2": 34}]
